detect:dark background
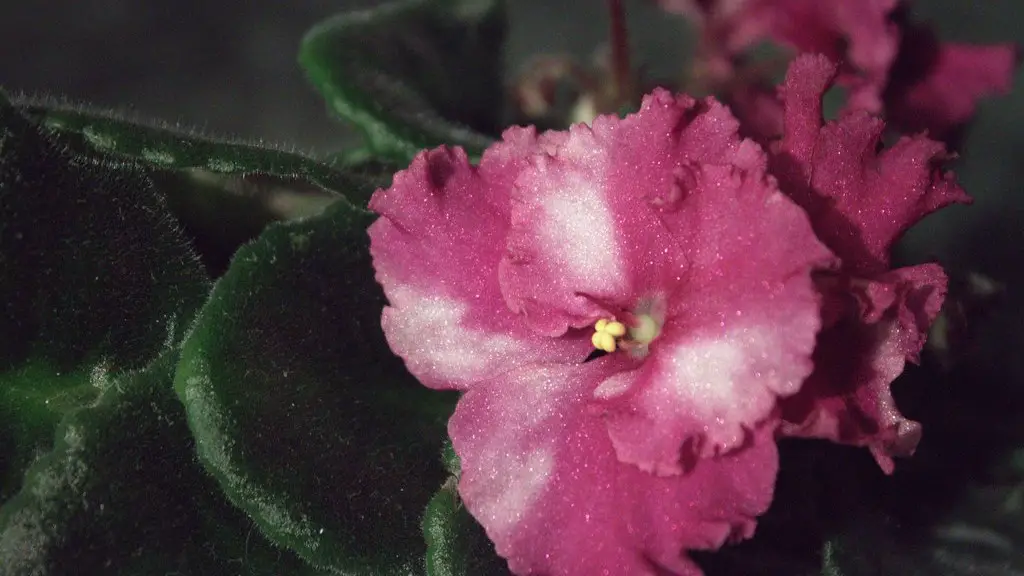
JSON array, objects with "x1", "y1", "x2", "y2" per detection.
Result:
[
  {"x1": 0, "y1": 0, "x2": 686, "y2": 153},
  {"x1": 0, "y1": 1, "x2": 1017, "y2": 157},
  {"x1": 0, "y1": 0, "x2": 1020, "y2": 282}
]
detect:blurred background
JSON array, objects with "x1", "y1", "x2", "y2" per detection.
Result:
[
  {"x1": 0, "y1": 1, "x2": 1017, "y2": 154},
  {"x1": 0, "y1": 0, "x2": 686, "y2": 153},
  {"x1": 0, "y1": 0, "x2": 1021, "y2": 272}
]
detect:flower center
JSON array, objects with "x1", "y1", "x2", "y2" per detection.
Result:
[
  {"x1": 590, "y1": 311, "x2": 662, "y2": 356},
  {"x1": 629, "y1": 313, "x2": 660, "y2": 345},
  {"x1": 591, "y1": 318, "x2": 627, "y2": 353}
]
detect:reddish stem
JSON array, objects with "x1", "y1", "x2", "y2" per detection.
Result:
[{"x1": 608, "y1": 0, "x2": 634, "y2": 107}]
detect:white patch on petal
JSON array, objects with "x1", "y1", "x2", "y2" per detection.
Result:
[
  {"x1": 504, "y1": 366, "x2": 565, "y2": 426},
  {"x1": 663, "y1": 337, "x2": 745, "y2": 414},
  {"x1": 473, "y1": 447, "x2": 555, "y2": 539},
  {"x1": 869, "y1": 322, "x2": 909, "y2": 428},
  {"x1": 655, "y1": 326, "x2": 787, "y2": 426},
  {"x1": 541, "y1": 173, "x2": 623, "y2": 293},
  {"x1": 457, "y1": 365, "x2": 578, "y2": 542},
  {"x1": 385, "y1": 286, "x2": 520, "y2": 385},
  {"x1": 594, "y1": 371, "x2": 633, "y2": 399}
]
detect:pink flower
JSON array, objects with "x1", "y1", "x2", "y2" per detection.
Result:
[
  {"x1": 770, "y1": 54, "x2": 971, "y2": 472},
  {"x1": 369, "y1": 91, "x2": 834, "y2": 574},
  {"x1": 661, "y1": 0, "x2": 899, "y2": 110},
  {"x1": 658, "y1": 0, "x2": 1017, "y2": 141},
  {"x1": 884, "y1": 22, "x2": 1019, "y2": 141}
]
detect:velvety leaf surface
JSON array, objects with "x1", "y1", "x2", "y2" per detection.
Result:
[
  {"x1": 422, "y1": 478, "x2": 511, "y2": 576},
  {"x1": 16, "y1": 97, "x2": 362, "y2": 195},
  {"x1": 149, "y1": 169, "x2": 340, "y2": 276},
  {"x1": 0, "y1": 91, "x2": 209, "y2": 500},
  {"x1": 821, "y1": 494, "x2": 1024, "y2": 576},
  {"x1": 13, "y1": 97, "x2": 392, "y2": 274},
  {"x1": 299, "y1": 0, "x2": 506, "y2": 162},
  {"x1": 175, "y1": 198, "x2": 456, "y2": 574},
  {"x1": 0, "y1": 353, "x2": 326, "y2": 576}
]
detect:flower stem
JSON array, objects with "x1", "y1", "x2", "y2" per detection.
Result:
[{"x1": 608, "y1": 0, "x2": 634, "y2": 109}]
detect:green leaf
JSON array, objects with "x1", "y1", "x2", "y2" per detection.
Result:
[
  {"x1": 423, "y1": 478, "x2": 510, "y2": 576},
  {"x1": 441, "y1": 439, "x2": 461, "y2": 478},
  {"x1": 13, "y1": 96, "x2": 395, "y2": 274},
  {"x1": 0, "y1": 352, "x2": 328, "y2": 576},
  {"x1": 16, "y1": 96, "x2": 365, "y2": 196},
  {"x1": 0, "y1": 91, "x2": 210, "y2": 500},
  {"x1": 335, "y1": 148, "x2": 406, "y2": 197},
  {"x1": 0, "y1": 362, "x2": 100, "y2": 504},
  {"x1": 175, "y1": 198, "x2": 457, "y2": 574},
  {"x1": 300, "y1": 0, "x2": 506, "y2": 163},
  {"x1": 819, "y1": 487, "x2": 1024, "y2": 576}
]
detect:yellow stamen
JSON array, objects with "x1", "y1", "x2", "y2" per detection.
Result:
[
  {"x1": 604, "y1": 321, "x2": 626, "y2": 337},
  {"x1": 592, "y1": 331, "x2": 615, "y2": 352},
  {"x1": 592, "y1": 318, "x2": 627, "y2": 353}
]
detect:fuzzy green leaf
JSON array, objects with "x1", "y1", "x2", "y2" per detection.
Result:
[
  {"x1": 0, "y1": 353, "x2": 327, "y2": 576},
  {"x1": 423, "y1": 478, "x2": 510, "y2": 576},
  {"x1": 0, "y1": 91, "x2": 209, "y2": 500},
  {"x1": 175, "y1": 198, "x2": 457, "y2": 574},
  {"x1": 16, "y1": 97, "x2": 367, "y2": 196},
  {"x1": 819, "y1": 489, "x2": 1024, "y2": 576},
  {"x1": 300, "y1": 0, "x2": 506, "y2": 163},
  {"x1": 13, "y1": 96, "x2": 399, "y2": 274}
]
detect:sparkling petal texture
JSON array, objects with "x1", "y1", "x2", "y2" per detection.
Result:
[
  {"x1": 773, "y1": 54, "x2": 970, "y2": 277},
  {"x1": 780, "y1": 265, "x2": 946, "y2": 472},
  {"x1": 369, "y1": 145, "x2": 590, "y2": 391},
  {"x1": 450, "y1": 362, "x2": 779, "y2": 576},
  {"x1": 596, "y1": 163, "x2": 834, "y2": 474},
  {"x1": 370, "y1": 85, "x2": 836, "y2": 573},
  {"x1": 498, "y1": 90, "x2": 765, "y2": 336},
  {"x1": 771, "y1": 55, "x2": 966, "y2": 469}
]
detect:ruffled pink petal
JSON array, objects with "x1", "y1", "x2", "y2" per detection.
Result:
[
  {"x1": 593, "y1": 164, "x2": 833, "y2": 474},
  {"x1": 780, "y1": 263, "x2": 947, "y2": 472},
  {"x1": 369, "y1": 143, "x2": 590, "y2": 390},
  {"x1": 450, "y1": 360, "x2": 779, "y2": 576},
  {"x1": 886, "y1": 24, "x2": 1019, "y2": 139},
  {"x1": 499, "y1": 89, "x2": 766, "y2": 336},
  {"x1": 773, "y1": 53, "x2": 836, "y2": 182},
  {"x1": 773, "y1": 54, "x2": 971, "y2": 276}
]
